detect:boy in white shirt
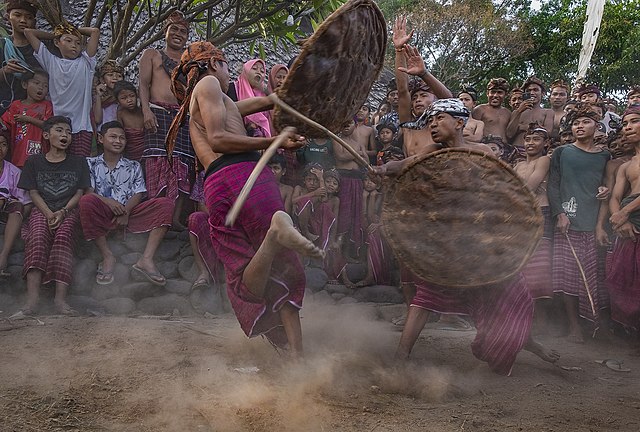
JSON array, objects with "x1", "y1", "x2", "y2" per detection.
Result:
[{"x1": 24, "y1": 22, "x2": 99, "y2": 156}]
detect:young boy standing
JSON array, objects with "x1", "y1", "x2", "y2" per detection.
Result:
[
  {"x1": 24, "y1": 22, "x2": 99, "y2": 156},
  {"x1": 17, "y1": 116, "x2": 91, "y2": 316},
  {"x1": 114, "y1": 80, "x2": 145, "y2": 161},
  {"x1": 93, "y1": 60, "x2": 125, "y2": 127},
  {"x1": 548, "y1": 103, "x2": 611, "y2": 343},
  {"x1": 0, "y1": 69, "x2": 52, "y2": 167}
]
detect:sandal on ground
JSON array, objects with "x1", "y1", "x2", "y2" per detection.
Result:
[
  {"x1": 96, "y1": 263, "x2": 115, "y2": 286},
  {"x1": 132, "y1": 264, "x2": 166, "y2": 286},
  {"x1": 9, "y1": 308, "x2": 35, "y2": 319},
  {"x1": 191, "y1": 277, "x2": 210, "y2": 292},
  {"x1": 56, "y1": 304, "x2": 79, "y2": 317}
]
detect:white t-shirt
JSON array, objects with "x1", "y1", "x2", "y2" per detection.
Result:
[{"x1": 34, "y1": 44, "x2": 96, "y2": 133}]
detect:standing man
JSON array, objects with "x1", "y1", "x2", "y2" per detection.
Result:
[
  {"x1": 374, "y1": 99, "x2": 559, "y2": 375},
  {"x1": 506, "y1": 76, "x2": 554, "y2": 159},
  {"x1": 472, "y1": 77, "x2": 511, "y2": 143},
  {"x1": 548, "y1": 103, "x2": 611, "y2": 343},
  {"x1": 167, "y1": 41, "x2": 323, "y2": 356},
  {"x1": 138, "y1": 11, "x2": 193, "y2": 229},
  {"x1": 549, "y1": 80, "x2": 570, "y2": 139}
]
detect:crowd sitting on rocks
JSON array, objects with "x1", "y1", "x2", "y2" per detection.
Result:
[{"x1": 2, "y1": 1, "x2": 640, "y2": 372}]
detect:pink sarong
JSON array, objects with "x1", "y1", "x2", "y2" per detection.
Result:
[
  {"x1": 366, "y1": 224, "x2": 394, "y2": 285},
  {"x1": 144, "y1": 156, "x2": 191, "y2": 199},
  {"x1": 606, "y1": 236, "x2": 640, "y2": 330},
  {"x1": 79, "y1": 195, "x2": 173, "y2": 241},
  {"x1": 125, "y1": 127, "x2": 145, "y2": 161},
  {"x1": 336, "y1": 169, "x2": 364, "y2": 254},
  {"x1": 295, "y1": 197, "x2": 336, "y2": 251},
  {"x1": 411, "y1": 275, "x2": 533, "y2": 376},
  {"x1": 204, "y1": 161, "x2": 305, "y2": 347},
  {"x1": 70, "y1": 130, "x2": 93, "y2": 157}
]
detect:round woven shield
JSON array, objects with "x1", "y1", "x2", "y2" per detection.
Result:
[
  {"x1": 382, "y1": 148, "x2": 543, "y2": 288},
  {"x1": 273, "y1": 0, "x2": 387, "y2": 137}
]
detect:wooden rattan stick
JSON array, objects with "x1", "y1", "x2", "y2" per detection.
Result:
[
  {"x1": 270, "y1": 94, "x2": 374, "y2": 173},
  {"x1": 224, "y1": 128, "x2": 294, "y2": 227},
  {"x1": 564, "y1": 232, "x2": 597, "y2": 316}
]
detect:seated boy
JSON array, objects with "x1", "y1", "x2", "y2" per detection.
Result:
[
  {"x1": 0, "y1": 68, "x2": 53, "y2": 167},
  {"x1": 24, "y1": 22, "x2": 99, "y2": 156},
  {"x1": 114, "y1": 80, "x2": 145, "y2": 161},
  {"x1": 79, "y1": 121, "x2": 173, "y2": 286},
  {"x1": 17, "y1": 116, "x2": 91, "y2": 316},
  {"x1": 0, "y1": 132, "x2": 32, "y2": 275},
  {"x1": 268, "y1": 153, "x2": 293, "y2": 215}
]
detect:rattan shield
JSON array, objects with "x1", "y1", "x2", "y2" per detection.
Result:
[
  {"x1": 273, "y1": 0, "x2": 387, "y2": 137},
  {"x1": 382, "y1": 148, "x2": 543, "y2": 288}
]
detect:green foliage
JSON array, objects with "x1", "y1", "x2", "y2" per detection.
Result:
[{"x1": 525, "y1": 0, "x2": 640, "y2": 95}]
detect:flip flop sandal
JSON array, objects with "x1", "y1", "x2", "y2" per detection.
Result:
[
  {"x1": 96, "y1": 263, "x2": 115, "y2": 285},
  {"x1": 596, "y1": 359, "x2": 631, "y2": 372},
  {"x1": 191, "y1": 278, "x2": 210, "y2": 292},
  {"x1": 56, "y1": 305, "x2": 80, "y2": 317},
  {"x1": 132, "y1": 264, "x2": 166, "y2": 286},
  {"x1": 9, "y1": 308, "x2": 35, "y2": 319}
]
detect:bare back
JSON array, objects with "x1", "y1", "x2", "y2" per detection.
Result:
[{"x1": 473, "y1": 104, "x2": 510, "y2": 139}]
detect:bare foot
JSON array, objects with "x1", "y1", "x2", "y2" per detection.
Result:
[
  {"x1": 355, "y1": 278, "x2": 374, "y2": 288},
  {"x1": 270, "y1": 211, "x2": 325, "y2": 259},
  {"x1": 54, "y1": 300, "x2": 79, "y2": 317},
  {"x1": 525, "y1": 338, "x2": 560, "y2": 363}
]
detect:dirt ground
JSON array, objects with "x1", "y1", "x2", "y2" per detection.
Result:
[{"x1": 1, "y1": 295, "x2": 640, "y2": 432}]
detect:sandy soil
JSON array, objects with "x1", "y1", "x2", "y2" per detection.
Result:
[{"x1": 1, "y1": 296, "x2": 640, "y2": 432}]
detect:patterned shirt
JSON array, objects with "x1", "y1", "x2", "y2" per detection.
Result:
[{"x1": 87, "y1": 155, "x2": 146, "y2": 205}]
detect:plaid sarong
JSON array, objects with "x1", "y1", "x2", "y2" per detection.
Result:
[
  {"x1": 144, "y1": 156, "x2": 192, "y2": 199},
  {"x1": 79, "y1": 194, "x2": 173, "y2": 241},
  {"x1": 522, "y1": 207, "x2": 553, "y2": 299},
  {"x1": 204, "y1": 161, "x2": 305, "y2": 347},
  {"x1": 606, "y1": 235, "x2": 640, "y2": 330},
  {"x1": 188, "y1": 211, "x2": 223, "y2": 284},
  {"x1": 22, "y1": 208, "x2": 79, "y2": 285},
  {"x1": 553, "y1": 230, "x2": 608, "y2": 323},
  {"x1": 70, "y1": 130, "x2": 93, "y2": 157},
  {"x1": 125, "y1": 127, "x2": 145, "y2": 162},
  {"x1": 336, "y1": 169, "x2": 364, "y2": 253},
  {"x1": 142, "y1": 103, "x2": 193, "y2": 159},
  {"x1": 295, "y1": 197, "x2": 336, "y2": 251},
  {"x1": 412, "y1": 274, "x2": 533, "y2": 376},
  {"x1": 366, "y1": 224, "x2": 394, "y2": 285}
]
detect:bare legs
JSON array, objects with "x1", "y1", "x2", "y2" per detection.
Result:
[
  {"x1": 189, "y1": 232, "x2": 211, "y2": 285},
  {"x1": 395, "y1": 306, "x2": 430, "y2": 359},
  {"x1": 23, "y1": 269, "x2": 76, "y2": 315},
  {"x1": 242, "y1": 211, "x2": 323, "y2": 356},
  {"x1": 0, "y1": 212, "x2": 22, "y2": 272},
  {"x1": 563, "y1": 294, "x2": 584, "y2": 343}
]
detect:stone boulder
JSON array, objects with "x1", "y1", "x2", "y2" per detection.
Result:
[
  {"x1": 305, "y1": 267, "x2": 328, "y2": 293},
  {"x1": 101, "y1": 297, "x2": 136, "y2": 315},
  {"x1": 351, "y1": 285, "x2": 403, "y2": 304},
  {"x1": 178, "y1": 256, "x2": 199, "y2": 282},
  {"x1": 137, "y1": 293, "x2": 194, "y2": 316}
]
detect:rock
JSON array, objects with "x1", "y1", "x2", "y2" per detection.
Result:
[
  {"x1": 106, "y1": 239, "x2": 130, "y2": 257},
  {"x1": 67, "y1": 295, "x2": 103, "y2": 314},
  {"x1": 120, "y1": 252, "x2": 142, "y2": 266},
  {"x1": 337, "y1": 296, "x2": 358, "y2": 305},
  {"x1": 7, "y1": 252, "x2": 24, "y2": 266},
  {"x1": 0, "y1": 293, "x2": 17, "y2": 310},
  {"x1": 137, "y1": 293, "x2": 194, "y2": 316},
  {"x1": 72, "y1": 259, "x2": 97, "y2": 295},
  {"x1": 352, "y1": 285, "x2": 404, "y2": 304},
  {"x1": 177, "y1": 230, "x2": 190, "y2": 241},
  {"x1": 155, "y1": 240, "x2": 182, "y2": 261},
  {"x1": 75, "y1": 239, "x2": 94, "y2": 259},
  {"x1": 164, "y1": 231, "x2": 179, "y2": 239},
  {"x1": 309, "y1": 290, "x2": 334, "y2": 305},
  {"x1": 345, "y1": 263, "x2": 367, "y2": 282},
  {"x1": 113, "y1": 263, "x2": 132, "y2": 286},
  {"x1": 165, "y1": 279, "x2": 192, "y2": 296},
  {"x1": 2, "y1": 266, "x2": 25, "y2": 294},
  {"x1": 179, "y1": 243, "x2": 193, "y2": 259},
  {"x1": 101, "y1": 297, "x2": 136, "y2": 315},
  {"x1": 305, "y1": 267, "x2": 328, "y2": 293},
  {"x1": 189, "y1": 283, "x2": 224, "y2": 315},
  {"x1": 324, "y1": 283, "x2": 350, "y2": 295},
  {"x1": 124, "y1": 233, "x2": 149, "y2": 252},
  {"x1": 331, "y1": 293, "x2": 346, "y2": 301},
  {"x1": 120, "y1": 282, "x2": 160, "y2": 301},
  {"x1": 178, "y1": 256, "x2": 199, "y2": 282},
  {"x1": 91, "y1": 283, "x2": 121, "y2": 301},
  {"x1": 12, "y1": 238, "x2": 24, "y2": 252},
  {"x1": 158, "y1": 261, "x2": 179, "y2": 279}
]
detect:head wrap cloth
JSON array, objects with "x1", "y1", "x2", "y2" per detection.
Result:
[
  {"x1": 427, "y1": 98, "x2": 470, "y2": 125},
  {"x1": 564, "y1": 102, "x2": 602, "y2": 125},
  {"x1": 53, "y1": 21, "x2": 81, "y2": 39},
  {"x1": 166, "y1": 41, "x2": 226, "y2": 158},
  {"x1": 164, "y1": 11, "x2": 189, "y2": 31},
  {"x1": 5, "y1": 0, "x2": 37, "y2": 14},
  {"x1": 235, "y1": 59, "x2": 271, "y2": 137}
]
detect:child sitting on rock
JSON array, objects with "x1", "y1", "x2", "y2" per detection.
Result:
[
  {"x1": 16, "y1": 116, "x2": 91, "y2": 316},
  {"x1": 0, "y1": 132, "x2": 32, "y2": 277}
]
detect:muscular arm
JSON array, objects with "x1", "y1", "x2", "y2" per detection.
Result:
[
  {"x1": 419, "y1": 72, "x2": 452, "y2": 99},
  {"x1": 506, "y1": 109, "x2": 524, "y2": 141},
  {"x1": 395, "y1": 49, "x2": 412, "y2": 123},
  {"x1": 192, "y1": 76, "x2": 273, "y2": 160},
  {"x1": 235, "y1": 96, "x2": 273, "y2": 116},
  {"x1": 138, "y1": 49, "x2": 155, "y2": 129},
  {"x1": 524, "y1": 157, "x2": 550, "y2": 192}
]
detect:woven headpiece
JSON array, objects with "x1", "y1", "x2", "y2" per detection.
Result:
[
  {"x1": 166, "y1": 41, "x2": 226, "y2": 158},
  {"x1": 526, "y1": 122, "x2": 549, "y2": 138},
  {"x1": 565, "y1": 102, "x2": 601, "y2": 125},
  {"x1": 487, "y1": 78, "x2": 509, "y2": 92},
  {"x1": 458, "y1": 84, "x2": 478, "y2": 102},
  {"x1": 99, "y1": 60, "x2": 124, "y2": 77},
  {"x1": 523, "y1": 76, "x2": 546, "y2": 93},
  {"x1": 164, "y1": 10, "x2": 189, "y2": 31},
  {"x1": 53, "y1": 21, "x2": 81, "y2": 39},
  {"x1": 627, "y1": 86, "x2": 640, "y2": 99},
  {"x1": 577, "y1": 83, "x2": 601, "y2": 97},
  {"x1": 550, "y1": 79, "x2": 570, "y2": 93},
  {"x1": 622, "y1": 104, "x2": 640, "y2": 120}
]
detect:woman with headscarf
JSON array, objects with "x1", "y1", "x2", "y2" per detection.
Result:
[
  {"x1": 231, "y1": 59, "x2": 271, "y2": 137},
  {"x1": 267, "y1": 64, "x2": 288, "y2": 94}
]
